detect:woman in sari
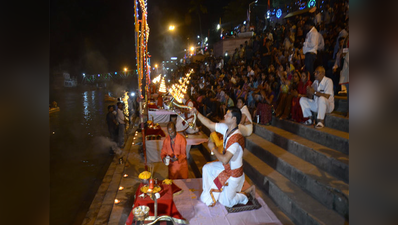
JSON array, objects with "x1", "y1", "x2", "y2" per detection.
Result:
[{"x1": 291, "y1": 70, "x2": 312, "y2": 122}]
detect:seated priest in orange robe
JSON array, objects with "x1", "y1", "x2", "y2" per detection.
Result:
[{"x1": 161, "y1": 122, "x2": 189, "y2": 179}]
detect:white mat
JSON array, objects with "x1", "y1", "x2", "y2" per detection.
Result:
[{"x1": 173, "y1": 178, "x2": 282, "y2": 225}]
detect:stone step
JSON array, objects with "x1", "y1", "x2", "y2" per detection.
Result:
[
  {"x1": 188, "y1": 146, "x2": 209, "y2": 178},
  {"x1": 271, "y1": 118, "x2": 349, "y2": 155},
  {"x1": 243, "y1": 149, "x2": 347, "y2": 225},
  {"x1": 198, "y1": 142, "x2": 294, "y2": 224},
  {"x1": 243, "y1": 174, "x2": 295, "y2": 225},
  {"x1": 325, "y1": 113, "x2": 349, "y2": 133},
  {"x1": 246, "y1": 134, "x2": 349, "y2": 217},
  {"x1": 334, "y1": 96, "x2": 348, "y2": 113},
  {"x1": 253, "y1": 124, "x2": 349, "y2": 183}
]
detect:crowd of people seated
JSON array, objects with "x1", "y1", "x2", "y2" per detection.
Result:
[{"x1": 164, "y1": 0, "x2": 348, "y2": 130}]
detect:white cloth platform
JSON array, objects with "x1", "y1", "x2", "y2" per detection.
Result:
[
  {"x1": 145, "y1": 127, "x2": 208, "y2": 163},
  {"x1": 148, "y1": 109, "x2": 177, "y2": 123},
  {"x1": 173, "y1": 178, "x2": 282, "y2": 225}
]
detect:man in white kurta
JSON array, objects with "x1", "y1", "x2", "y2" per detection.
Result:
[
  {"x1": 192, "y1": 107, "x2": 254, "y2": 207},
  {"x1": 300, "y1": 66, "x2": 334, "y2": 128}
]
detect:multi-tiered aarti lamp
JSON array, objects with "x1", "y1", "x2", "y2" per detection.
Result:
[{"x1": 163, "y1": 69, "x2": 196, "y2": 128}]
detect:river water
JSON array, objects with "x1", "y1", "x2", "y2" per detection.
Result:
[{"x1": 50, "y1": 79, "x2": 136, "y2": 225}]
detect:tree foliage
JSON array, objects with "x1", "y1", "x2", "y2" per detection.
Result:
[{"x1": 222, "y1": 0, "x2": 251, "y2": 30}]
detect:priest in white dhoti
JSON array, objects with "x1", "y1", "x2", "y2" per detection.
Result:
[
  {"x1": 191, "y1": 106, "x2": 255, "y2": 207},
  {"x1": 176, "y1": 94, "x2": 199, "y2": 134}
]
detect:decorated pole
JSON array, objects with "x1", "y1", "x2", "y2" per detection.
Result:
[{"x1": 134, "y1": 0, "x2": 150, "y2": 170}]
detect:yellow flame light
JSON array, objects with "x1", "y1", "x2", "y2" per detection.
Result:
[
  {"x1": 168, "y1": 70, "x2": 194, "y2": 103},
  {"x1": 153, "y1": 74, "x2": 161, "y2": 84}
]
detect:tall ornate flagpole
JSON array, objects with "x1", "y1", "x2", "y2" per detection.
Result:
[{"x1": 135, "y1": 0, "x2": 150, "y2": 170}]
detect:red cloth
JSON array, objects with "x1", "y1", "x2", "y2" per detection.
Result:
[
  {"x1": 291, "y1": 80, "x2": 312, "y2": 122},
  {"x1": 161, "y1": 133, "x2": 188, "y2": 179},
  {"x1": 148, "y1": 103, "x2": 158, "y2": 109},
  {"x1": 125, "y1": 181, "x2": 184, "y2": 225},
  {"x1": 145, "y1": 127, "x2": 166, "y2": 137}
]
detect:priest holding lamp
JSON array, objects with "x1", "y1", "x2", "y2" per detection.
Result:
[{"x1": 161, "y1": 122, "x2": 189, "y2": 179}]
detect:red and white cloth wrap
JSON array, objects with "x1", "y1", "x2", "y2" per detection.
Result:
[{"x1": 213, "y1": 133, "x2": 245, "y2": 190}]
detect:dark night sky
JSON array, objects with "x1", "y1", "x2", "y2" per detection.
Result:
[{"x1": 50, "y1": 0, "x2": 244, "y2": 76}]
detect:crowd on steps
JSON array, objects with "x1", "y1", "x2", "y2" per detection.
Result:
[{"x1": 159, "y1": 0, "x2": 348, "y2": 129}]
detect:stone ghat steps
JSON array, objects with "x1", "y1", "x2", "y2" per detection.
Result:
[
  {"x1": 334, "y1": 95, "x2": 348, "y2": 114},
  {"x1": 245, "y1": 133, "x2": 349, "y2": 217},
  {"x1": 253, "y1": 123, "x2": 349, "y2": 183},
  {"x1": 243, "y1": 149, "x2": 347, "y2": 225},
  {"x1": 325, "y1": 112, "x2": 349, "y2": 133},
  {"x1": 271, "y1": 117, "x2": 349, "y2": 155}
]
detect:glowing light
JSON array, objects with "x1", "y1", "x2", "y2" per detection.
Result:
[
  {"x1": 114, "y1": 199, "x2": 120, "y2": 204},
  {"x1": 131, "y1": 92, "x2": 135, "y2": 97},
  {"x1": 169, "y1": 25, "x2": 175, "y2": 31},
  {"x1": 225, "y1": 52, "x2": 228, "y2": 56},
  {"x1": 197, "y1": 35, "x2": 200, "y2": 38},
  {"x1": 276, "y1": 9, "x2": 282, "y2": 18},
  {"x1": 190, "y1": 46, "x2": 194, "y2": 51},
  {"x1": 124, "y1": 68, "x2": 127, "y2": 72},
  {"x1": 159, "y1": 77, "x2": 167, "y2": 93},
  {"x1": 217, "y1": 24, "x2": 220, "y2": 30},
  {"x1": 155, "y1": 64, "x2": 158, "y2": 68},
  {"x1": 308, "y1": 0, "x2": 316, "y2": 8},
  {"x1": 123, "y1": 174, "x2": 128, "y2": 178},
  {"x1": 267, "y1": 10, "x2": 270, "y2": 19},
  {"x1": 152, "y1": 74, "x2": 161, "y2": 83},
  {"x1": 119, "y1": 186, "x2": 124, "y2": 191}
]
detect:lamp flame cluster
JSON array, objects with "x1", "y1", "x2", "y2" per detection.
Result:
[
  {"x1": 159, "y1": 77, "x2": 166, "y2": 93},
  {"x1": 169, "y1": 69, "x2": 192, "y2": 103},
  {"x1": 152, "y1": 74, "x2": 161, "y2": 84}
]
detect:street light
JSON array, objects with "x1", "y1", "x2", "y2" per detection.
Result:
[
  {"x1": 190, "y1": 46, "x2": 194, "y2": 51},
  {"x1": 169, "y1": 25, "x2": 175, "y2": 31},
  {"x1": 124, "y1": 68, "x2": 127, "y2": 72},
  {"x1": 248, "y1": 0, "x2": 258, "y2": 24}
]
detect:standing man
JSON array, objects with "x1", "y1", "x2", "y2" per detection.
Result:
[
  {"x1": 302, "y1": 20, "x2": 319, "y2": 81},
  {"x1": 106, "y1": 105, "x2": 118, "y2": 143},
  {"x1": 299, "y1": 66, "x2": 334, "y2": 128},
  {"x1": 116, "y1": 102, "x2": 127, "y2": 148},
  {"x1": 191, "y1": 107, "x2": 255, "y2": 207},
  {"x1": 161, "y1": 122, "x2": 188, "y2": 179}
]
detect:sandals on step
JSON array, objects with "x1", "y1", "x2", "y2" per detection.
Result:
[
  {"x1": 315, "y1": 122, "x2": 324, "y2": 129},
  {"x1": 303, "y1": 119, "x2": 312, "y2": 125}
]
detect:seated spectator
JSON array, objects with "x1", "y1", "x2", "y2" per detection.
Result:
[
  {"x1": 268, "y1": 73, "x2": 280, "y2": 100},
  {"x1": 237, "y1": 97, "x2": 253, "y2": 137},
  {"x1": 254, "y1": 86, "x2": 275, "y2": 125},
  {"x1": 291, "y1": 70, "x2": 312, "y2": 122},
  {"x1": 220, "y1": 93, "x2": 234, "y2": 116},
  {"x1": 275, "y1": 71, "x2": 300, "y2": 119},
  {"x1": 299, "y1": 66, "x2": 334, "y2": 128}
]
